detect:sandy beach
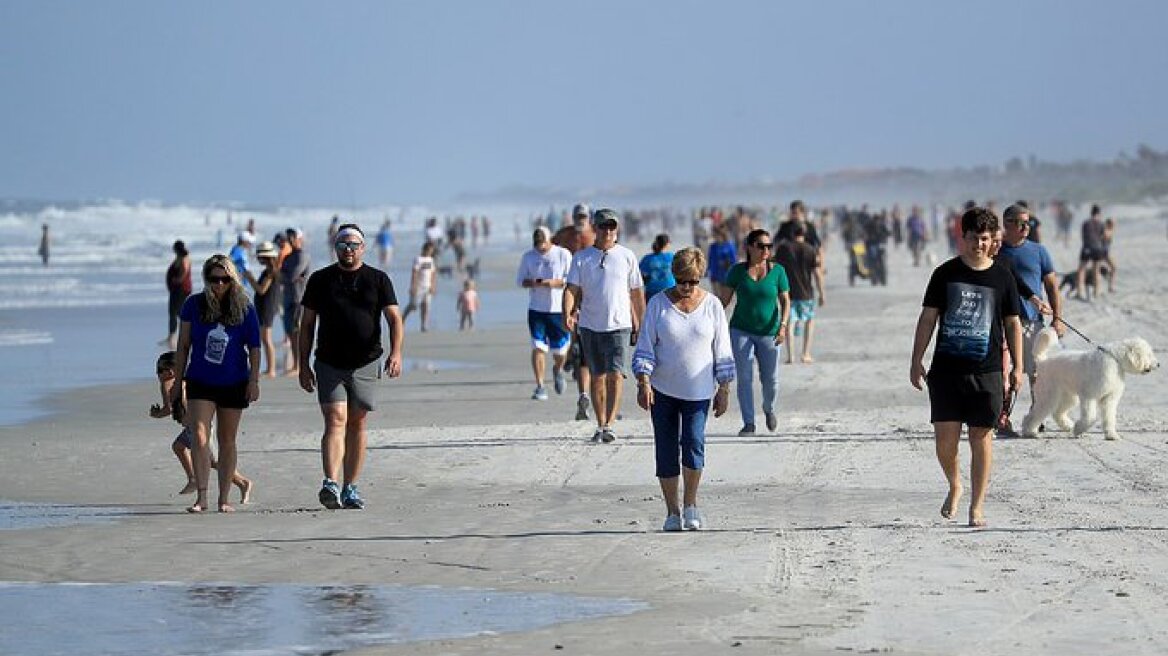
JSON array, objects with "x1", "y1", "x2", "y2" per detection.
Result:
[{"x1": 2, "y1": 208, "x2": 1167, "y2": 655}]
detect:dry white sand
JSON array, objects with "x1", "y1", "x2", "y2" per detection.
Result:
[{"x1": 2, "y1": 205, "x2": 1167, "y2": 654}]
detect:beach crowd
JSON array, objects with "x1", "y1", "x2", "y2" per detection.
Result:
[{"x1": 150, "y1": 198, "x2": 1123, "y2": 529}]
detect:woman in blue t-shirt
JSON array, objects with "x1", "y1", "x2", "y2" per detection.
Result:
[
  {"x1": 172, "y1": 254, "x2": 261, "y2": 514},
  {"x1": 639, "y1": 233, "x2": 676, "y2": 300}
]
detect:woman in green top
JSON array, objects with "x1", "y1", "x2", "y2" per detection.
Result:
[{"x1": 717, "y1": 229, "x2": 791, "y2": 436}]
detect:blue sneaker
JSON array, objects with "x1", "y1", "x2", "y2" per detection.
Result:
[
  {"x1": 341, "y1": 484, "x2": 365, "y2": 510},
  {"x1": 319, "y1": 478, "x2": 342, "y2": 509}
]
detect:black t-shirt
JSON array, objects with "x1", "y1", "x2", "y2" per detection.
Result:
[
  {"x1": 773, "y1": 239, "x2": 818, "y2": 301},
  {"x1": 922, "y1": 257, "x2": 1020, "y2": 375},
  {"x1": 301, "y1": 263, "x2": 398, "y2": 369},
  {"x1": 776, "y1": 219, "x2": 821, "y2": 250}
]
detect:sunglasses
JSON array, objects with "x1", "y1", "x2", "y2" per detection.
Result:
[
  {"x1": 676, "y1": 279, "x2": 701, "y2": 287},
  {"x1": 335, "y1": 241, "x2": 364, "y2": 252},
  {"x1": 206, "y1": 275, "x2": 232, "y2": 284},
  {"x1": 753, "y1": 242, "x2": 774, "y2": 249}
]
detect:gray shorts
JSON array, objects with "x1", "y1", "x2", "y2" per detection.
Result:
[
  {"x1": 314, "y1": 358, "x2": 380, "y2": 411},
  {"x1": 579, "y1": 327, "x2": 631, "y2": 377},
  {"x1": 1021, "y1": 320, "x2": 1042, "y2": 376}
]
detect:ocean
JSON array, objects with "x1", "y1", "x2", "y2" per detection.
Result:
[{"x1": 0, "y1": 200, "x2": 532, "y2": 426}]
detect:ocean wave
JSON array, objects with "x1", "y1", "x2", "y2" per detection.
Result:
[
  {"x1": 0, "y1": 329, "x2": 54, "y2": 347},
  {"x1": 0, "y1": 296, "x2": 159, "y2": 310}
]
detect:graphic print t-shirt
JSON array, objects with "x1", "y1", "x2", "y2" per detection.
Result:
[{"x1": 922, "y1": 257, "x2": 1020, "y2": 375}]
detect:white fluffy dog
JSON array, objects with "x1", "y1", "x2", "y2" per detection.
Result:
[{"x1": 1020, "y1": 327, "x2": 1159, "y2": 440}]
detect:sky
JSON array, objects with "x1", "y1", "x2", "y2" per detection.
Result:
[{"x1": 2, "y1": 0, "x2": 1167, "y2": 206}]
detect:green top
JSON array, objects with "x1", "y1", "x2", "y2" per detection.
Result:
[{"x1": 726, "y1": 261, "x2": 790, "y2": 336}]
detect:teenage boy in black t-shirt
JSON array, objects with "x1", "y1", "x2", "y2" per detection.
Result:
[
  {"x1": 910, "y1": 207, "x2": 1023, "y2": 528},
  {"x1": 299, "y1": 223, "x2": 404, "y2": 510}
]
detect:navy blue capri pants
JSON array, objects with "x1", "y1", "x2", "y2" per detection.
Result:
[{"x1": 650, "y1": 388, "x2": 710, "y2": 478}]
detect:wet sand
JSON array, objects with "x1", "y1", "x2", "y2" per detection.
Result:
[{"x1": 2, "y1": 209, "x2": 1167, "y2": 654}]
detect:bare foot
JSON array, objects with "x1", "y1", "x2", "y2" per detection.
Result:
[
  {"x1": 179, "y1": 481, "x2": 197, "y2": 495},
  {"x1": 968, "y1": 508, "x2": 987, "y2": 528},
  {"x1": 186, "y1": 502, "x2": 206, "y2": 514},
  {"x1": 941, "y1": 487, "x2": 963, "y2": 519},
  {"x1": 237, "y1": 478, "x2": 253, "y2": 504},
  {"x1": 801, "y1": 355, "x2": 815, "y2": 364},
  {"x1": 264, "y1": 370, "x2": 277, "y2": 379},
  {"x1": 218, "y1": 503, "x2": 236, "y2": 513},
  {"x1": 283, "y1": 368, "x2": 299, "y2": 378}
]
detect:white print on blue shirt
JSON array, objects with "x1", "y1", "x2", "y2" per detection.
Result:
[
  {"x1": 205, "y1": 323, "x2": 229, "y2": 365},
  {"x1": 937, "y1": 282, "x2": 995, "y2": 361}
]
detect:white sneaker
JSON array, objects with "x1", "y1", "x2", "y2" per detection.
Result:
[
  {"x1": 662, "y1": 514, "x2": 682, "y2": 532},
  {"x1": 532, "y1": 385, "x2": 548, "y2": 401},
  {"x1": 683, "y1": 505, "x2": 702, "y2": 530}
]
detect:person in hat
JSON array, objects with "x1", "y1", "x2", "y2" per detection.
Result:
[
  {"x1": 563, "y1": 208, "x2": 646, "y2": 443},
  {"x1": 516, "y1": 226, "x2": 573, "y2": 400},
  {"x1": 244, "y1": 241, "x2": 281, "y2": 377}
]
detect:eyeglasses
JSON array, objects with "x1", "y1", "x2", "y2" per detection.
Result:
[
  {"x1": 754, "y1": 242, "x2": 774, "y2": 249},
  {"x1": 206, "y1": 275, "x2": 232, "y2": 285},
  {"x1": 335, "y1": 241, "x2": 364, "y2": 252},
  {"x1": 676, "y1": 279, "x2": 701, "y2": 287}
]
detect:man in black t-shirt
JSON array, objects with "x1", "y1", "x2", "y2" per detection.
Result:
[
  {"x1": 910, "y1": 207, "x2": 1023, "y2": 529},
  {"x1": 299, "y1": 223, "x2": 403, "y2": 510},
  {"x1": 774, "y1": 222, "x2": 824, "y2": 364}
]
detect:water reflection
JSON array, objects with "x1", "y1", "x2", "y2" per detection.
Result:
[{"x1": 0, "y1": 582, "x2": 647, "y2": 655}]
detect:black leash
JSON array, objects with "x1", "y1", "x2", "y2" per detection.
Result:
[
  {"x1": 1053, "y1": 316, "x2": 1096, "y2": 346},
  {"x1": 1053, "y1": 316, "x2": 1114, "y2": 360}
]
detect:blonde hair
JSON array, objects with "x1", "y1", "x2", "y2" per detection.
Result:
[
  {"x1": 200, "y1": 254, "x2": 250, "y2": 326},
  {"x1": 672, "y1": 247, "x2": 707, "y2": 280}
]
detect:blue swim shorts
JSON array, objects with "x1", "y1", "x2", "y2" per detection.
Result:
[{"x1": 528, "y1": 310, "x2": 570, "y2": 353}]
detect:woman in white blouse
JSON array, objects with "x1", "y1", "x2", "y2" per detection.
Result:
[{"x1": 632, "y1": 248, "x2": 735, "y2": 532}]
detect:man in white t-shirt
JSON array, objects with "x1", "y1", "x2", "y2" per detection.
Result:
[
  {"x1": 516, "y1": 227, "x2": 573, "y2": 400},
  {"x1": 563, "y1": 209, "x2": 646, "y2": 443}
]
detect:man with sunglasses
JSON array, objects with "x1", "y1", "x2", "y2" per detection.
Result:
[
  {"x1": 298, "y1": 224, "x2": 404, "y2": 510},
  {"x1": 997, "y1": 204, "x2": 1063, "y2": 410},
  {"x1": 563, "y1": 209, "x2": 646, "y2": 443}
]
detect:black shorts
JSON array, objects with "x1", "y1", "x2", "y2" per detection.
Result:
[
  {"x1": 926, "y1": 370, "x2": 1003, "y2": 428},
  {"x1": 1079, "y1": 246, "x2": 1105, "y2": 263},
  {"x1": 185, "y1": 378, "x2": 251, "y2": 409}
]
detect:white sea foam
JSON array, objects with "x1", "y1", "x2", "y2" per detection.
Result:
[{"x1": 0, "y1": 329, "x2": 54, "y2": 347}]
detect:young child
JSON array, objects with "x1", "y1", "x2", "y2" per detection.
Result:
[
  {"x1": 151, "y1": 351, "x2": 253, "y2": 502},
  {"x1": 456, "y1": 278, "x2": 480, "y2": 331}
]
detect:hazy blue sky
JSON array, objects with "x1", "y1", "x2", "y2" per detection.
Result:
[{"x1": 2, "y1": 1, "x2": 1166, "y2": 205}]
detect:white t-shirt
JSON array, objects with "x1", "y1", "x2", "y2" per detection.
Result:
[
  {"x1": 565, "y1": 244, "x2": 644, "y2": 332},
  {"x1": 631, "y1": 290, "x2": 735, "y2": 401},
  {"x1": 412, "y1": 255, "x2": 435, "y2": 294},
  {"x1": 516, "y1": 245, "x2": 573, "y2": 313}
]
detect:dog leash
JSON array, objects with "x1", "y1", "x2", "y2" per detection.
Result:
[
  {"x1": 1053, "y1": 316, "x2": 1115, "y2": 360},
  {"x1": 1053, "y1": 316, "x2": 1095, "y2": 346}
]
